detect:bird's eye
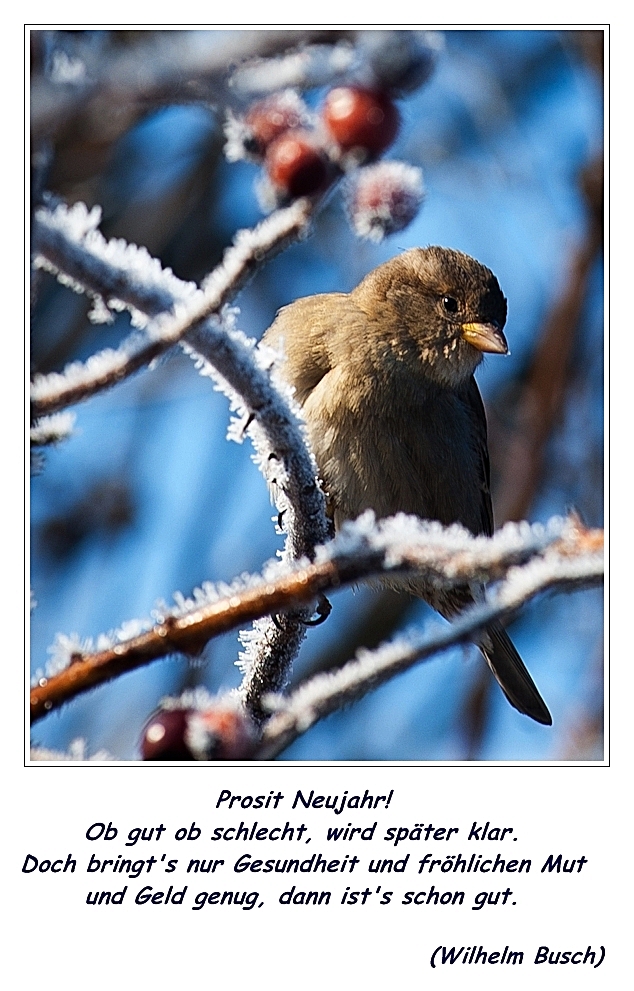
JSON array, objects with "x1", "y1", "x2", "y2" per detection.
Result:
[{"x1": 442, "y1": 296, "x2": 458, "y2": 313}]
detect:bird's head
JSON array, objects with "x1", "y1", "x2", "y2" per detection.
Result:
[{"x1": 352, "y1": 246, "x2": 508, "y2": 387}]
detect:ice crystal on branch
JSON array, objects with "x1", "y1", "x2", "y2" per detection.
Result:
[
  {"x1": 30, "y1": 411, "x2": 76, "y2": 447},
  {"x1": 50, "y1": 50, "x2": 87, "y2": 86},
  {"x1": 229, "y1": 41, "x2": 356, "y2": 95},
  {"x1": 30, "y1": 740, "x2": 113, "y2": 762},
  {"x1": 31, "y1": 198, "x2": 315, "y2": 417},
  {"x1": 30, "y1": 510, "x2": 600, "y2": 729},
  {"x1": 256, "y1": 523, "x2": 603, "y2": 758},
  {"x1": 33, "y1": 199, "x2": 197, "y2": 328}
]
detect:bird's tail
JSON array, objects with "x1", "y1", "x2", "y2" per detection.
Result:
[{"x1": 480, "y1": 622, "x2": 552, "y2": 725}]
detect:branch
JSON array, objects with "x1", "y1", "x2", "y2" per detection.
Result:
[
  {"x1": 229, "y1": 40, "x2": 356, "y2": 95},
  {"x1": 255, "y1": 523, "x2": 604, "y2": 759},
  {"x1": 31, "y1": 197, "x2": 336, "y2": 721},
  {"x1": 31, "y1": 198, "x2": 314, "y2": 417},
  {"x1": 30, "y1": 741, "x2": 113, "y2": 762},
  {"x1": 30, "y1": 514, "x2": 601, "y2": 723},
  {"x1": 183, "y1": 316, "x2": 330, "y2": 562},
  {"x1": 30, "y1": 411, "x2": 76, "y2": 447},
  {"x1": 31, "y1": 30, "x2": 358, "y2": 140}
]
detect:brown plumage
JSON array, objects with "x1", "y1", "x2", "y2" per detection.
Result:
[{"x1": 264, "y1": 246, "x2": 552, "y2": 725}]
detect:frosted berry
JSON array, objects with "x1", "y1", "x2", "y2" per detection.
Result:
[
  {"x1": 346, "y1": 161, "x2": 424, "y2": 242},
  {"x1": 265, "y1": 132, "x2": 329, "y2": 199},
  {"x1": 224, "y1": 91, "x2": 307, "y2": 163},
  {"x1": 244, "y1": 92, "x2": 306, "y2": 156},
  {"x1": 322, "y1": 87, "x2": 400, "y2": 156}
]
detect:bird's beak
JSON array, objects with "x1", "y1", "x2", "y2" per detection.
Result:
[{"x1": 461, "y1": 322, "x2": 509, "y2": 354}]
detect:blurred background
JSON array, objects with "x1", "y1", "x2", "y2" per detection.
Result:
[{"x1": 30, "y1": 28, "x2": 604, "y2": 761}]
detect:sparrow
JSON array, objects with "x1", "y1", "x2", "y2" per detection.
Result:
[{"x1": 263, "y1": 246, "x2": 552, "y2": 725}]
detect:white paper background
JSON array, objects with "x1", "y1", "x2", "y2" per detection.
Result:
[
  {"x1": 10, "y1": 765, "x2": 624, "y2": 988},
  {"x1": 11, "y1": 9, "x2": 628, "y2": 991}
]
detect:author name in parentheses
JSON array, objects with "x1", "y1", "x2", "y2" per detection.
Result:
[{"x1": 430, "y1": 944, "x2": 605, "y2": 968}]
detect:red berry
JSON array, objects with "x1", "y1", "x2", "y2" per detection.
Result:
[
  {"x1": 196, "y1": 707, "x2": 257, "y2": 760},
  {"x1": 323, "y1": 87, "x2": 400, "y2": 155},
  {"x1": 141, "y1": 704, "x2": 257, "y2": 761},
  {"x1": 265, "y1": 132, "x2": 329, "y2": 198},
  {"x1": 245, "y1": 92, "x2": 305, "y2": 155},
  {"x1": 141, "y1": 709, "x2": 195, "y2": 761}
]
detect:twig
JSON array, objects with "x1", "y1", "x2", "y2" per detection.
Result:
[
  {"x1": 30, "y1": 411, "x2": 76, "y2": 447},
  {"x1": 31, "y1": 198, "x2": 314, "y2": 417},
  {"x1": 31, "y1": 30, "x2": 358, "y2": 140},
  {"x1": 183, "y1": 317, "x2": 329, "y2": 563},
  {"x1": 255, "y1": 528, "x2": 604, "y2": 759},
  {"x1": 229, "y1": 39, "x2": 356, "y2": 94},
  {"x1": 31, "y1": 196, "x2": 336, "y2": 721},
  {"x1": 30, "y1": 514, "x2": 602, "y2": 723}
]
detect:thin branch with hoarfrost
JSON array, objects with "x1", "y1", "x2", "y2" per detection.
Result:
[
  {"x1": 30, "y1": 741, "x2": 113, "y2": 762},
  {"x1": 183, "y1": 314, "x2": 330, "y2": 562},
  {"x1": 31, "y1": 197, "x2": 314, "y2": 417},
  {"x1": 256, "y1": 523, "x2": 604, "y2": 759},
  {"x1": 229, "y1": 41, "x2": 357, "y2": 95},
  {"x1": 30, "y1": 411, "x2": 76, "y2": 447},
  {"x1": 31, "y1": 197, "x2": 334, "y2": 720},
  {"x1": 31, "y1": 30, "x2": 356, "y2": 140},
  {"x1": 29, "y1": 514, "x2": 602, "y2": 724},
  {"x1": 228, "y1": 31, "x2": 442, "y2": 97},
  {"x1": 183, "y1": 312, "x2": 332, "y2": 718}
]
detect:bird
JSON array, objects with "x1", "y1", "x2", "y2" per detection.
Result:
[{"x1": 263, "y1": 245, "x2": 552, "y2": 725}]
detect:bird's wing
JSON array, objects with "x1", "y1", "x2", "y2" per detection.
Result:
[
  {"x1": 263, "y1": 293, "x2": 349, "y2": 406},
  {"x1": 463, "y1": 374, "x2": 494, "y2": 537},
  {"x1": 460, "y1": 379, "x2": 552, "y2": 723}
]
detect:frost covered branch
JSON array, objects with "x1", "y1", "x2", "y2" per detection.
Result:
[
  {"x1": 255, "y1": 521, "x2": 604, "y2": 759},
  {"x1": 229, "y1": 40, "x2": 357, "y2": 95},
  {"x1": 30, "y1": 514, "x2": 602, "y2": 724},
  {"x1": 30, "y1": 411, "x2": 76, "y2": 447},
  {"x1": 31, "y1": 30, "x2": 356, "y2": 140},
  {"x1": 30, "y1": 740, "x2": 113, "y2": 762},
  {"x1": 31, "y1": 198, "x2": 314, "y2": 417},
  {"x1": 183, "y1": 316, "x2": 330, "y2": 563},
  {"x1": 31, "y1": 196, "x2": 335, "y2": 718},
  {"x1": 228, "y1": 31, "x2": 442, "y2": 96}
]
